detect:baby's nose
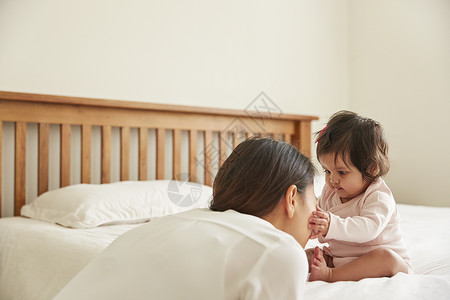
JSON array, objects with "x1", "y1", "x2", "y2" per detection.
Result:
[{"x1": 329, "y1": 173, "x2": 339, "y2": 183}]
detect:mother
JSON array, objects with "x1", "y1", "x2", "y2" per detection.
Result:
[{"x1": 54, "y1": 137, "x2": 317, "y2": 300}]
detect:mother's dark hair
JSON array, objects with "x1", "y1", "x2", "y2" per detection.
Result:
[{"x1": 210, "y1": 137, "x2": 316, "y2": 217}]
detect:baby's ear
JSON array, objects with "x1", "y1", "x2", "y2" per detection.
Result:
[{"x1": 368, "y1": 163, "x2": 380, "y2": 177}]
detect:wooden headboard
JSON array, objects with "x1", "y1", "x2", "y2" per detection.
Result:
[{"x1": 0, "y1": 91, "x2": 318, "y2": 217}]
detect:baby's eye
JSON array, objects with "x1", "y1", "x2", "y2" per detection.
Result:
[
  {"x1": 338, "y1": 171, "x2": 347, "y2": 175},
  {"x1": 323, "y1": 169, "x2": 331, "y2": 174}
]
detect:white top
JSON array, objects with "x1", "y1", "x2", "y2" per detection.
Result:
[
  {"x1": 54, "y1": 208, "x2": 308, "y2": 300},
  {"x1": 318, "y1": 178, "x2": 410, "y2": 266}
]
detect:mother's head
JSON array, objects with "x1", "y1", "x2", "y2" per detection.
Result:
[{"x1": 210, "y1": 137, "x2": 316, "y2": 247}]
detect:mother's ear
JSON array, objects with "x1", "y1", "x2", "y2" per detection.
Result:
[{"x1": 283, "y1": 185, "x2": 298, "y2": 219}]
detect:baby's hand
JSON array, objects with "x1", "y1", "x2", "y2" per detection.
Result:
[{"x1": 308, "y1": 206, "x2": 330, "y2": 239}]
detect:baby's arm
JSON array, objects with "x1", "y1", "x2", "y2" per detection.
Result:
[
  {"x1": 308, "y1": 206, "x2": 330, "y2": 239},
  {"x1": 323, "y1": 193, "x2": 395, "y2": 243}
]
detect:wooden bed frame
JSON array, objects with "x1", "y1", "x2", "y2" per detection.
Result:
[{"x1": 0, "y1": 91, "x2": 318, "y2": 217}]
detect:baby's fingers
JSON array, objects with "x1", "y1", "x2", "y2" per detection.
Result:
[
  {"x1": 309, "y1": 216, "x2": 328, "y2": 226},
  {"x1": 312, "y1": 210, "x2": 329, "y2": 220},
  {"x1": 308, "y1": 223, "x2": 327, "y2": 239},
  {"x1": 308, "y1": 222, "x2": 326, "y2": 232},
  {"x1": 310, "y1": 229, "x2": 325, "y2": 239},
  {"x1": 309, "y1": 231, "x2": 321, "y2": 239}
]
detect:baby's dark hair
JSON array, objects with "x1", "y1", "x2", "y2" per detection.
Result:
[
  {"x1": 210, "y1": 137, "x2": 316, "y2": 217},
  {"x1": 315, "y1": 110, "x2": 389, "y2": 183}
]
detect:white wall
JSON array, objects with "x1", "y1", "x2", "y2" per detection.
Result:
[
  {"x1": 0, "y1": 0, "x2": 347, "y2": 118},
  {"x1": 348, "y1": 0, "x2": 450, "y2": 207}
]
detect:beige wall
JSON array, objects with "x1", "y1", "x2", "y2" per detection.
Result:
[
  {"x1": 0, "y1": 0, "x2": 347, "y2": 118},
  {"x1": 348, "y1": 0, "x2": 450, "y2": 206}
]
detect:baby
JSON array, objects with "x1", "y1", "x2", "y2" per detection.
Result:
[{"x1": 308, "y1": 110, "x2": 411, "y2": 282}]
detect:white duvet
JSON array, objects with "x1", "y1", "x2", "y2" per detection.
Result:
[{"x1": 1, "y1": 204, "x2": 450, "y2": 300}]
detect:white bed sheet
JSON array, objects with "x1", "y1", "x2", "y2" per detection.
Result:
[
  {"x1": 1, "y1": 204, "x2": 450, "y2": 300},
  {"x1": 0, "y1": 217, "x2": 141, "y2": 300},
  {"x1": 304, "y1": 204, "x2": 450, "y2": 299}
]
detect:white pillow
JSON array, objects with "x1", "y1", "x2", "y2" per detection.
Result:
[{"x1": 21, "y1": 180, "x2": 213, "y2": 229}]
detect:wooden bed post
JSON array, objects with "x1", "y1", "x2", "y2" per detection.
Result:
[{"x1": 293, "y1": 120, "x2": 312, "y2": 158}]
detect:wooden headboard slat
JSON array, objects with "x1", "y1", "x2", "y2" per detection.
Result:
[
  {"x1": 81, "y1": 125, "x2": 92, "y2": 184},
  {"x1": 60, "y1": 124, "x2": 71, "y2": 187},
  {"x1": 38, "y1": 123, "x2": 50, "y2": 194},
  {"x1": 203, "y1": 130, "x2": 214, "y2": 187},
  {"x1": 283, "y1": 133, "x2": 290, "y2": 144},
  {"x1": 120, "y1": 127, "x2": 130, "y2": 181},
  {"x1": 15, "y1": 122, "x2": 27, "y2": 216},
  {"x1": 138, "y1": 127, "x2": 148, "y2": 181},
  {"x1": 101, "y1": 126, "x2": 112, "y2": 184},
  {"x1": 296, "y1": 120, "x2": 312, "y2": 157},
  {"x1": 232, "y1": 132, "x2": 239, "y2": 149}
]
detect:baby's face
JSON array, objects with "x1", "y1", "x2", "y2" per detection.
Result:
[{"x1": 319, "y1": 153, "x2": 370, "y2": 203}]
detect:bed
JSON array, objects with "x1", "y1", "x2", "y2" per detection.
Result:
[{"x1": 0, "y1": 91, "x2": 449, "y2": 300}]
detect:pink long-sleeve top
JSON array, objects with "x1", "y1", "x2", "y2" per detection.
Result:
[{"x1": 318, "y1": 178, "x2": 411, "y2": 267}]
